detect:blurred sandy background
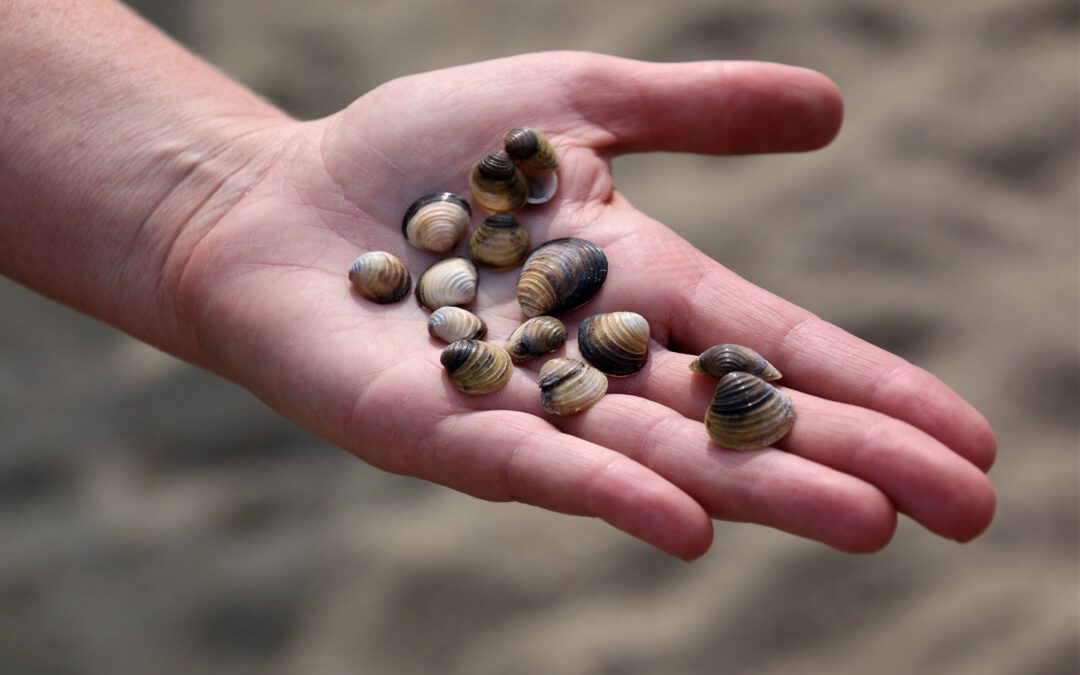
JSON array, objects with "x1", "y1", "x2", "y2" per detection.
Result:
[{"x1": 1, "y1": 1, "x2": 1076, "y2": 673}]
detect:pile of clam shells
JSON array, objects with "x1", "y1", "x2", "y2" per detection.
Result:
[{"x1": 347, "y1": 127, "x2": 796, "y2": 450}]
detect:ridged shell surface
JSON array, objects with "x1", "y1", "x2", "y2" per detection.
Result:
[
  {"x1": 516, "y1": 238, "x2": 608, "y2": 317},
  {"x1": 468, "y1": 213, "x2": 530, "y2": 271},
  {"x1": 401, "y1": 193, "x2": 471, "y2": 253},
  {"x1": 691, "y1": 344, "x2": 781, "y2": 381},
  {"x1": 705, "y1": 372, "x2": 796, "y2": 450},
  {"x1": 440, "y1": 340, "x2": 514, "y2": 395},
  {"x1": 504, "y1": 316, "x2": 566, "y2": 362},
  {"x1": 503, "y1": 128, "x2": 559, "y2": 171},
  {"x1": 538, "y1": 358, "x2": 608, "y2": 415},
  {"x1": 578, "y1": 311, "x2": 650, "y2": 376},
  {"x1": 468, "y1": 151, "x2": 528, "y2": 212},
  {"x1": 415, "y1": 257, "x2": 478, "y2": 311},
  {"x1": 427, "y1": 307, "x2": 487, "y2": 343},
  {"x1": 347, "y1": 251, "x2": 411, "y2": 304}
]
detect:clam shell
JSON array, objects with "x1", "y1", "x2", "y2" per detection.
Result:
[
  {"x1": 347, "y1": 251, "x2": 411, "y2": 304},
  {"x1": 428, "y1": 307, "x2": 487, "y2": 343},
  {"x1": 401, "y1": 193, "x2": 471, "y2": 253},
  {"x1": 504, "y1": 316, "x2": 567, "y2": 362},
  {"x1": 468, "y1": 150, "x2": 528, "y2": 212},
  {"x1": 577, "y1": 311, "x2": 650, "y2": 376},
  {"x1": 523, "y1": 168, "x2": 558, "y2": 205},
  {"x1": 468, "y1": 213, "x2": 530, "y2": 271},
  {"x1": 690, "y1": 344, "x2": 781, "y2": 381},
  {"x1": 504, "y1": 128, "x2": 558, "y2": 204},
  {"x1": 441, "y1": 339, "x2": 514, "y2": 395},
  {"x1": 516, "y1": 238, "x2": 608, "y2": 317},
  {"x1": 538, "y1": 357, "x2": 608, "y2": 415},
  {"x1": 705, "y1": 372, "x2": 796, "y2": 450},
  {"x1": 503, "y1": 128, "x2": 559, "y2": 170},
  {"x1": 415, "y1": 257, "x2": 478, "y2": 311}
]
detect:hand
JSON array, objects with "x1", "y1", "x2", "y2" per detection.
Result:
[{"x1": 171, "y1": 52, "x2": 996, "y2": 559}]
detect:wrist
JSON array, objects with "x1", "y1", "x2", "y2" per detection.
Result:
[
  {"x1": 122, "y1": 115, "x2": 299, "y2": 364},
  {"x1": 0, "y1": 0, "x2": 293, "y2": 362}
]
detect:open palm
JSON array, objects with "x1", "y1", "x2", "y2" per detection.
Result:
[{"x1": 174, "y1": 53, "x2": 995, "y2": 559}]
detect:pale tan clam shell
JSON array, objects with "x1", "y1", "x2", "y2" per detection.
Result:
[
  {"x1": 415, "y1": 257, "x2": 478, "y2": 311},
  {"x1": 538, "y1": 357, "x2": 608, "y2": 415},
  {"x1": 347, "y1": 251, "x2": 411, "y2": 304},
  {"x1": 402, "y1": 193, "x2": 471, "y2": 254},
  {"x1": 468, "y1": 213, "x2": 530, "y2": 271},
  {"x1": 578, "y1": 311, "x2": 650, "y2": 376},
  {"x1": 516, "y1": 238, "x2": 608, "y2": 317},
  {"x1": 705, "y1": 372, "x2": 796, "y2": 450},
  {"x1": 468, "y1": 150, "x2": 528, "y2": 212},
  {"x1": 690, "y1": 344, "x2": 781, "y2": 381},
  {"x1": 441, "y1": 339, "x2": 514, "y2": 395},
  {"x1": 427, "y1": 307, "x2": 487, "y2": 343},
  {"x1": 504, "y1": 316, "x2": 566, "y2": 362}
]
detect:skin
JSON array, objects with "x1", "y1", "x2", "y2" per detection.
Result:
[{"x1": 0, "y1": 1, "x2": 996, "y2": 560}]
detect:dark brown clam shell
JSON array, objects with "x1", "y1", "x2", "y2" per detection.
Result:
[
  {"x1": 468, "y1": 150, "x2": 528, "y2": 212},
  {"x1": 516, "y1": 238, "x2": 608, "y2": 317},
  {"x1": 440, "y1": 340, "x2": 513, "y2": 395},
  {"x1": 705, "y1": 372, "x2": 796, "y2": 450},
  {"x1": 467, "y1": 213, "x2": 530, "y2": 271},
  {"x1": 690, "y1": 344, "x2": 781, "y2": 381},
  {"x1": 503, "y1": 128, "x2": 559, "y2": 171},
  {"x1": 577, "y1": 311, "x2": 650, "y2": 376}
]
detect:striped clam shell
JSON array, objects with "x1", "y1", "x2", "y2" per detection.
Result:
[
  {"x1": 468, "y1": 150, "x2": 528, "y2": 212},
  {"x1": 441, "y1": 339, "x2": 514, "y2": 395},
  {"x1": 415, "y1": 257, "x2": 478, "y2": 311},
  {"x1": 468, "y1": 213, "x2": 530, "y2": 271},
  {"x1": 690, "y1": 344, "x2": 781, "y2": 381},
  {"x1": 503, "y1": 128, "x2": 559, "y2": 204},
  {"x1": 401, "y1": 193, "x2": 471, "y2": 253},
  {"x1": 427, "y1": 307, "x2": 487, "y2": 343},
  {"x1": 538, "y1": 357, "x2": 608, "y2": 415},
  {"x1": 516, "y1": 238, "x2": 608, "y2": 317},
  {"x1": 504, "y1": 316, "x2": 566, "y2": 362},
  {"x1": 705, "y1": 372, "x2": 796, "y2": 450},
  {"x1": 347, "y1": 251, "x2": 411, "y2": 304},
  {"x1": 578, "y1": 311, "x2": 650, "y2": 377},
  {"x1": 503, "y1": 128, "x2": 559, "y2": 171}
]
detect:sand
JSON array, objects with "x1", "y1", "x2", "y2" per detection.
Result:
[{"x1": 1, "y1": 1, "x2": 1076, "y2": 673}]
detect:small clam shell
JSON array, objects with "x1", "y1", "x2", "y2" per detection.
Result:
[
  {"x1": 347, "y1": 251, "x2": 411, "y2": 304},
  {"x1": 504, "y1": 316, "x2": 567, "y2": 362},
  {"x1": 539, "y1": 357, "x2": 608, "y2": 415},
  {"x1": 523, "y1": 167, "x2": 558, "y2": 205},
  {"x1": 441, "y1": 339, "x2": 513, "y2": 395},
  {"x1": 402, "y1": 193, "x2": 472, "y2": 253},
  {"x1": 428, "y1": 307, "x2": 487, "y2": 343},
  {"x1": 577, "y1": 311, "x2": 651, "y2": 376},
  {"x1": 690, "y1": 344, "x2": 782, "y2": 381},
  {"x1": 517, "y1": 238, "x2": 608, "y2": 317},
  {"x1": 468, "y1": 150, "x2": 528, "y2": 212},
  {"x1": 415, "y1": 257, "x2": 478, "y2": 311},
  {"x1": 705, "y1": 372, "x2": 796, "y2": 450},
  {"x1": 468, "y1": 213, "x2": 530, "y2": 271},
  {"x1": 503, "y1": 128, "x2": 559, "y2": 170}
]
